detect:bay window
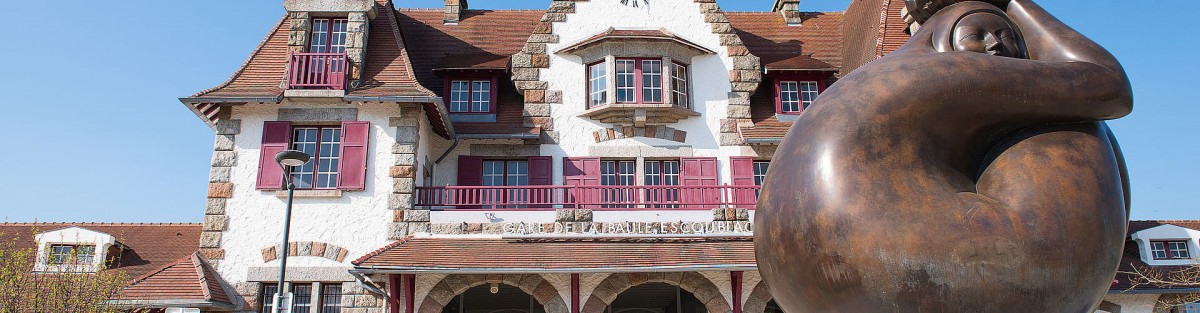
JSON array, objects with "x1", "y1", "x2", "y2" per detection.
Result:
[{"x1": 587, "y1": 58, "x2": 690, "y2": 109}]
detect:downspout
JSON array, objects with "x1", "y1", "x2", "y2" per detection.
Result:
[{"x1": 350, "y1": 270, "x2": 399, "y2": 307}]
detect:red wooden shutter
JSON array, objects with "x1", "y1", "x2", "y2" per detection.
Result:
[
  {"x1": 528, "y1": 156, "x2": 553, "y2": 186},
  {"x1": 457, "y1": 156, "x2": 483, "y2": 186},
  {"x1": 256, "y1": 121, "x2": 292, "y2": 190},
  {"x1": 563, "y1": 157, "x2": 600, "y2": 185},
  {"x1": 563, "y1": 157, "x2": 601, "y2": 209},
  {"x1": 338, "y1": 121, "x2": 371, "y2": 190},
  {"x1": 681, "y1": 157, "x2": 719, "y2": 208},
  {"x1": 729, "y1": 157, "x2": 756, "y2": 206}
]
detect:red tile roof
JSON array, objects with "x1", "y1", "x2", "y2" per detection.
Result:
[
  {"x1": 353, "y1": 237, "x2": 755, "y2": 271},
  {"x1": 0, "y1": 223, "x2": 202, "y2": 280},
  {"x1": 395, "y1": 9, "x2": 544, "y2": 136},
  {"x1": 558, "y1": 28, "x2": 715, "y2": 55},
  {"x1": 727, "y1": 12, "x2": 844, "y2": 71},
  {"x1": 118, "y1": 253, "x2": 232, "y2": 306},
  {"x1": 349, "y1": 3, "x2": 436, "y2": 98},
  {"x1": 190, "y1": 16, "x2": 290, "y2": 99},
  {"x1": 839, "y1": 0, "x2": 909, "y2": 75}
]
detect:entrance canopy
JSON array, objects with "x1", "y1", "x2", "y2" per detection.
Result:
[{"x1": 352, "y1": 237, "x2": 756, "y2": 273}]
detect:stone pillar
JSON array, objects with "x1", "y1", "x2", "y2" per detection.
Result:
[
  {"x1": 389, "y1": 104, "x2": 430, "y2": 240},
  {"x1": 771, "y1": 0, "x2": 803, "y2": 26},
  {"x1": 444, "y1": 0, "x2": 468, "y2": 24},
  {"x1": 201, "y1": 107, "x2": 239, "y2": 263},
  {"x1": 346, "y1": 11, "x2": 369, "y2": 83},
  {"x1": 287, "y1": 12, "x2": 311, "y2": 54}
]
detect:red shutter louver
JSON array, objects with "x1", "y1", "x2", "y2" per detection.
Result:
[
  {"x1": 729, "y1": 157, "x2": 756, "y2": 207},
  {"x1": 457, "y1": 156, "x2": 484, "y2": 186},
  {"x1": 256, "y1": 121, "x2": 292, "y2": 190},
  {"x1": 563, "y1": 157, "x2": 601, "y2": 209},
  {"x1": 681, "y1": 157, "x2": 719, "y2": 208},
  {"x1": 337, "y1": 121, "x2": 370, "y2": 190}
]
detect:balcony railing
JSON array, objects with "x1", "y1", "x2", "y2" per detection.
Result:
[
  {"x1": 415, "y1": 185, "x2": 760, "y2": 210},
  {"x1": 287, "y1": 52, "x2": 348, "y2": 90}
]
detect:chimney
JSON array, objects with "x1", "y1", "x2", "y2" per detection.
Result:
[
  {"x1": 444, "y1": 0, "x2": 467, "y2": 24},
  {"x1": 772, "y1": 0, "x2": 803, "y2": 26}
]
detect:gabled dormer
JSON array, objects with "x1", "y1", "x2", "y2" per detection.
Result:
[
  {"x1": 281, "y1": 0, "x2": 377, "y2": 98},
  {"x1": 33, "y1": 226, "x2": 122, "y2": 273},
  {"x1": 1130, "y1": 224, "x2": 1200, "y2": 266}
]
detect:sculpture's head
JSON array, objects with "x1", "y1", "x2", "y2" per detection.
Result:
[{"x1": 923, "y1": 1, "x2": 1027, "y2": 58}]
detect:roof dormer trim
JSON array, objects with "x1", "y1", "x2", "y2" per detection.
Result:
[
  {"x1": 1131, "y1": 224, "x2": 1200, "y2": 267},
  {"x1": 33, "y1": 226, "x2": 119, "y2": 273}
]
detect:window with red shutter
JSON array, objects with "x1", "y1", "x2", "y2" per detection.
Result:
[
  {"x1": 729, "y1": 157, "x2": 756, "y2": 207},
  {"x1": 528, "y1": 157, "x2": 553, "y2": 186},
  {"x1": 457, "y1": 156, "x2": 484, "y2": 186},
  {"x1": 337, "y1": 121, "x2": 370, "y2": 190},
  {"x1": 256, "y1": 121, "x2": 292, "y2": 190}
]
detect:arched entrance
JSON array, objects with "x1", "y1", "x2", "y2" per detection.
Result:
[
  {"x1": 581, "y1": 272, "x2": 730, "y2": 313},
  {"x1": 442, "y1": 284, "x2": 543, "y2": 313},
  {"x1": 606, "y1": 283, "x2": 708, "y2": 313},
  {"x1": 419, "y1": 274, "x2": 568, "y2": 313},
  {"x1": 741, "y1": 281, "x2": 777, "y2": 313}
]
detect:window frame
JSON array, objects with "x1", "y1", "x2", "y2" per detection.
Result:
[
  {"x1": 587, "y1": 61, "x2": 608, "y2": 108},
  {"x1": 773, "y1": 73, "x2": 828, "y2": 115},
  {"x1": 613, "y1": 58, "x2": 666, "y2": 105},
  {"x1": 47, "y1": 244, "x2": 95, "y2": 265},
  {"x1": 309, "y1": 18, "x2": 348, "y2": 54},
  {"x1": 482, "y1": 160, "x2": 531, "y2": 187},
  {"x1": 443, "y1": 75, "x2": 499, "y2": 114},
  {"x1": 1151, "y1": 240, "x2": 1192, "y2": 260},
  {"x1": 286, "y1": 125, "x2": 343, "y2": 190},
  {"x1": 669, "y1": 62, "x2": 691, "y2": 109},
  {"x1": 261, "y1": 282, "x2": 345, "y2": 313},
  {"x1": 752, "y1": 161, "x2": 770, "y2": 186}
]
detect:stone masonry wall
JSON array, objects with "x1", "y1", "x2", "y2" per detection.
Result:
[
  {"x1": 389, "y1": 104, "x2": 430, "y2": 239},
  {"x1": 201, "y1": 107, "x2": 239, "y2": 264}
]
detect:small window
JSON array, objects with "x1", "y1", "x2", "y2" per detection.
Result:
[
  {"x1": 752, "y1": 161, "x2": 770, "y2": 186},
  {"x1": 483, "y1": 160, "x2": 529, "y2": 187},
  {"x1": 293, "y1": 284, "x2": 313, "y2": 313},
  {"x1": 670, "y1": 62, "x2": 690, "y2": 108},
  {"x1": 615, "y1": 60, "x2": 637, "y2": 103},
  {"x1": 778, "y1": 80, "x2": 820, "y2": 114},
  {"x1": 288, "y1": 127, "x2": 342, "y2": 189},
  {"x1": 321, "y1": 284, "x2": 343, "y2": 313},
  {"x1": 641, "y1": 59, "x2": 664, "y2": 103},
  {"x1": 261, "y1": 283, "x2": 344, "y2": 313},
  {"x1": 447, "y1": 79, "x2": 494, "y2": 114},
  {"x1": 588, "y1": 62, "x2": 608, "y2": 107},
  {"x1": 1151, "y1": 241, "x2": 1191, "y2": 260},
  {"x1": 310, "y1": 19, "x2": 348, "y2": 54},
  {"x1": 48, "y1": 244, "x2": 95, "y2": 265}
]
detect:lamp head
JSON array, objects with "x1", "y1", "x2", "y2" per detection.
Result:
[{"x1": 275, "y1": 150, "x2": 311, "y2": 167}]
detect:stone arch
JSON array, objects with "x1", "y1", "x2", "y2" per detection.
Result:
[
  {"x1": 741, "y1": 280, "x2": 773, "y2": 313},
  {"x1": 419, "y1": 274, "x2": 569, "y2": 313},
  {"x1": 581, "y1": 272, "x2": 731, "y2": 313},
  {"x1": 260, "y1": 242, "x2": 348, "y2": 263}
]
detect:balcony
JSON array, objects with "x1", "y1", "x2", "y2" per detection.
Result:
[
  {"x1": 285, "y1": 52, "x2": 349, "y2": 98},
  {"x1": 579, "y1": 102, "x2": 699, "y2": 126},
  {"x1": 415, "y1": 184, "x2": 759, "y2": 210}
]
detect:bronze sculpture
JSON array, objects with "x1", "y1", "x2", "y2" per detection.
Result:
[{"x1": 754, "y1": 0, "x2": 1132, "y2": 312}]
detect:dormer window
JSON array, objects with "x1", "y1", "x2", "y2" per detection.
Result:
[
  {"x1": 778, "y1": 81, "x2": 819, "y2": 114},
  {"x1": 1151, "y1": 241, "x2": 1190, "y2": 260},
  {"x1": 309, "y1": 18, "x2": 348, "y2": 53},
  {"x1": 445, "y1": 76, "x2": 498, "y2": 114},
  {"x1": 48, "y1": 244, "x2": 95, "y2": 265}
]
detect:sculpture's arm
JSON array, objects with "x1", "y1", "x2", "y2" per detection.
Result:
[{"x1": 1004, "y1": 0, "x2": 1133, "y2": 119}]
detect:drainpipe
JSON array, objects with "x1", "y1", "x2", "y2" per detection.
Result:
[{"x1": 349, "y1": 270, "x2": 398, "y2": 307}]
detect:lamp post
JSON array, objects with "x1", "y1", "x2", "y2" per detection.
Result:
[{"x1": 273, "y1": 150, "x2": 310, "y2": 313}]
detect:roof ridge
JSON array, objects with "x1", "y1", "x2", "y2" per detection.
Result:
[
  {"x1": 190, "y1": 253, "x2": 214, "y2": 302},
  {"x1": 381, "y1": 3, "x2": 437, "y2": 97},
  {"x1": 191, "y1": 15, "x2": 288, "y2": 98}
]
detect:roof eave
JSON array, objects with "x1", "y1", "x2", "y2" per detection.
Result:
[{"x1": 352, "y1": 264, "x2": 760, "y2": 275}]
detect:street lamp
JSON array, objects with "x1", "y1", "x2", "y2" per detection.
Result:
[{"x1": 273, "y1": 150, "x2": 310, "y2": 313}]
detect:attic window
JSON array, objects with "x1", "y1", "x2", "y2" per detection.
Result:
[
  {"x1": 310, "y1": 18, "x2": 348, "y2": 54},
  {"x1": 1151, "y1": 241, "x2": 1190, "y2": 260},
  {"x1": 48, "y1": 244, "x2": 95, "y2": 265}
]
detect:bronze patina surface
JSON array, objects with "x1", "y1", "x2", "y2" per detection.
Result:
[{"x1": 754, "y1": 0, "x2": 1133, "y2": 312}]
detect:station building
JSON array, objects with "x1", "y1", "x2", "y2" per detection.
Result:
[{"x1": 4, "y1": 0, "x2": 1193, "y2": 312}]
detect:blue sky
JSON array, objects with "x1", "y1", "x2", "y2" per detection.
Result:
[{"x1": 0, "y1": 0, "x2": 1194, "y2": 222}]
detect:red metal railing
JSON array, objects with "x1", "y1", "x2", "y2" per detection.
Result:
[
  {"x1": 287, "y1": 52, "x2": 348, "y2": 90},
  {"x1": 415, "y1": 185, "x2": 760, "y2": 210}
]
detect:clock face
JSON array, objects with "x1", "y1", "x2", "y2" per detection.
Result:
[{"x1": 620, "y1": 0, "x2": 650, "y2": 8}]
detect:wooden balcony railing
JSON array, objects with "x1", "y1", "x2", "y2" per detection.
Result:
[
  {"x1": 415, "y1": 185, "x2": 760, "y2": 210},
  {"x1": 287, "y1": 52, "x2": 348, "y2": 90}
]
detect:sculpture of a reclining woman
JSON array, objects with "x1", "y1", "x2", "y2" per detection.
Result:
[{"x1": 754, "y1": 0, "x2": 1133, "y2": 312}]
